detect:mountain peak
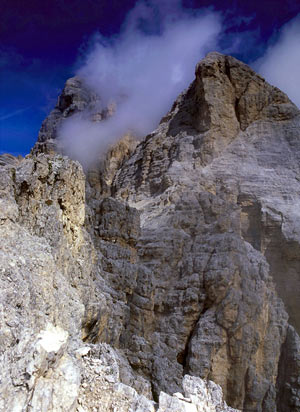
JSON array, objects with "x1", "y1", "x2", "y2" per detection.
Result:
[
  {"x1": 3, "y1": 53, "x2": 300, "y2": 411},
  {"x1": 195, "y1": 51, "x2": 297, "y2": 130},
  {"x1": 163, "y1": 51, "x2": 298, "y2": 159}
]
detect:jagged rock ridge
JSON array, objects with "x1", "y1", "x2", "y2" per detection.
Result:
[{"x1": 1, "y1": 52, "x2": 300, "y2": 411}]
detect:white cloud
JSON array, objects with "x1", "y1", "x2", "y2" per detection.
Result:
[
  {"x1": 255, "y1": 14, "x2": 300, "y2": 108},
  {"x1": 58, "y1": 0, "x2": 222, "y2": 166}
]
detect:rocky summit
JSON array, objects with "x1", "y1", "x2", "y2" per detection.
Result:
[{"x1": 1, "y1": 52, "x2": 300, "y2": 412}]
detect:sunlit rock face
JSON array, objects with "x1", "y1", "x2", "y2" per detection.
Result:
[{"x1": 1, "y1": 52, "x2": 300, "y2": 412}]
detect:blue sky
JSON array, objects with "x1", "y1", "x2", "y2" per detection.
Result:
[{"x1": 1, "y1": 0, "x2": 300, "y2": 156}]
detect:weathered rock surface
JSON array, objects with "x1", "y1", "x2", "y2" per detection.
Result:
[
  {"x1": 31, "y1": 75, "x2": 138, "y2": 197},
  {"x1": 1, "y1": 52, "x2": 300, "y2": 411},
  {"x1": 0, "y1": 153, "x2": 23, "y2": 168},
  {"x1": 32, "y1": 77, "x2": 100, "y2": 155},
  {"x1": 0, "y1": 153, "x2": 148, "y2": 411},
  {"x1": 112, "y1": 52, "x2": 300, "y2": 409}
]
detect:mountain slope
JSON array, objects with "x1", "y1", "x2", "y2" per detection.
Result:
[{"x1": 1, "y1": 52, "x2": 300, "y2": 411}]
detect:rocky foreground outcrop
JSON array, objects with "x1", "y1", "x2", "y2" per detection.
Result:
[{"x1": 1, "y1": 52, "x2": 300, "y2": 411}]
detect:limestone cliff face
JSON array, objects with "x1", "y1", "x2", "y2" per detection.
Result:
[
  {"x1": 112, "y1": 53, "x2": 300, "y2": 410},
  {"x1": 1, "y1": 52, "x2": 300, "y2": 412}
]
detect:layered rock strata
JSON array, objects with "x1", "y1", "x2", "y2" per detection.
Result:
[{"x1": 1, "y1": 52, "x2": 300, "y2": 411}]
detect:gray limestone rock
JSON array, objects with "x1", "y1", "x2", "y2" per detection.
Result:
[
  {"x1": 1, "y1": 52, "x2": 300, "y2": 411},
  {"x1": 111, "y1": 52, "x2": 300, "y2": 409},
  {"x1": 32, "y1": 77, "x2": 101, "y2": 155},
  {"x1": 276, "y1": 326, "x2": 300, "y2": 411},
  {"x1": 0, "y1": 153, "x2": 23, "y2": 168}
]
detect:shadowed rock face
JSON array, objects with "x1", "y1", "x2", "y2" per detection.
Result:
[{"x1": 1, "y1": 52, "x2": 300, "y2": 412}]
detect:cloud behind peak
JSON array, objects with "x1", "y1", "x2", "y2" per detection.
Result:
[
  {"x1": 255, "y1": 14, "x2": 300, "y2": 107},
  {"x1": 59, "y1": 1, "x2": 222, "y2": 166}
]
